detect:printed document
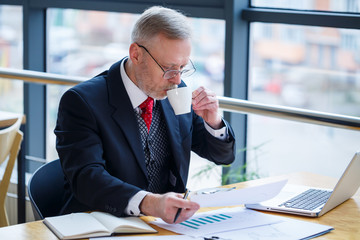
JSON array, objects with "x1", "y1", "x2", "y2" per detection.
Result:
[
  {"x1": 150, "y1": 207, "x2": 282, "y2": 237},
  {"x1": 92, "y1": 207, "x2": 333, "y2": 240},
  {"x1": 190, "y1": 179, "x2": 287, "y2": 207}
]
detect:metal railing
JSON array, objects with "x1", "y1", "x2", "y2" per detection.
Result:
[
  {"x1": 0, "y1": 67, "x2": 85, "y2": 86},
  {"x1": 1, "y1": 67, "x2": 360, "y2": 131},
  {"x1": 218, "y1": 97, "x2": 360, "y2": 131}
]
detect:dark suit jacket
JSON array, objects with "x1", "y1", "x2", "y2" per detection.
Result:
[{"x1": 55, "y1": 59, "x2": 236, "y2": 217}]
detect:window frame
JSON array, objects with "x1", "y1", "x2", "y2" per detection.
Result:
[{"x1": 3, "y1": 0, "x2": 360, "y2": 223}]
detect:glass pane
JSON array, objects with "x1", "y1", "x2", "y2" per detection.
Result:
[
  {"x1": 0, "y1": 5, "x2": 23, "y2": 113},
  {"x1": 46, "y1": 8, "x2": 225, "y2": 189},
  {"x1": 248, "y1": 22, "x2": 360, "y2": 178},
  {"x1": 252, "y1": 0, "x2": 360, "y2": 13}
]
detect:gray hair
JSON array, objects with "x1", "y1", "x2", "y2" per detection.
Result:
[{"x1": 131, "y1": 6, "x2": 192, "y2": 43}]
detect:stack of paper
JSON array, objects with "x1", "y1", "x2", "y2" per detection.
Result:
[
  {"x1": 150, "y1": 207, "x2": 333, "y2": 239},
  {"x1": 150, "y1": 207, "x2": 281, "y2": 237},
  {"x1": 93, "y1": 207, "x2": 333, "y2": 240}
]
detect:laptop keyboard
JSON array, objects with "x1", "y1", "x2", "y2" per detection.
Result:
[{"x1": 279, "y1": 189, "x2": 332, "y2": 211}]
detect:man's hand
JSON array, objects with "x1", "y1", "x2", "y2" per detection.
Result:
[
  {"x1": 139, "y1": 192, "x2": 200, "y2": 224},
  {"x1": 192, "y1": 86, "x2": 223, "y2": 129}
]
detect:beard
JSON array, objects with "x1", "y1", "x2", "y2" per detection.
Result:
[{"x1": 134, "y1": 67, "x2": 177, "y2": 100}]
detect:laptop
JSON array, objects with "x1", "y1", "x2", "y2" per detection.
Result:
[{"x1": 245, "y1": 152, "x2": 360, "y2": 217}]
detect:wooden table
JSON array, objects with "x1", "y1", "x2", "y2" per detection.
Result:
[{"x1": 0, "y1": 172, "x2": 358, "y2": 240}]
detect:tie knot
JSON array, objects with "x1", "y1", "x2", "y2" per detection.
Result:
[{"x1": 139, "y1": 97, "x2": 154, "y2": 114}]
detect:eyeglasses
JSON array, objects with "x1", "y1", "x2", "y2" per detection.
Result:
[{"x1": 137, "y1": 44, "x2": 196, "y2": 80}]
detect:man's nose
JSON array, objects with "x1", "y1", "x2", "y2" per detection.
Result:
[{"x1": 168, "y1": 72, "x2": 182, "y2": 85}]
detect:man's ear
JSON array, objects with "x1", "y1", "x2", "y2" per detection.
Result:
[{"x1": 129, "y1": 43, "x2": 142, "y2": 65}]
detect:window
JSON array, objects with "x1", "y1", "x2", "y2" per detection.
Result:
[
  {"x1": 46, "y1": 9, "x2": 140, "y2": 161},
  {"x1": 0, "y1": 5, "x2": 23, "y2": 113},
  {"x1": 252, "y1": 0, "x2": 360, "y2": 13},
  {"x1": 247, "y1": 22, "x2": 360, "y2": 178}
]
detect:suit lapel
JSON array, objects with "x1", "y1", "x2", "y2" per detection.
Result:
[{"x1": 106, "y1": 60, "x2": 148, "y2": 178}]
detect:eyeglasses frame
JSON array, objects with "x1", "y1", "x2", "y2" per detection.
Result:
[{"x1": 137, "y1": 44, "x2": 196, "y2": 79}]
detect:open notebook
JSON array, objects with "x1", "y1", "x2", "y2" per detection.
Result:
[
  {"x1": 246, "y1": 152, "x2": 360, "y2": 217},
  {"x1": 43, "y1": 211, "x2": 157, "y2": 239}
]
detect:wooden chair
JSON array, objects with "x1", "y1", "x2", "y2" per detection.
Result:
[{"x1": 0, "y1": 116, "x2": 23, "y2": 227}]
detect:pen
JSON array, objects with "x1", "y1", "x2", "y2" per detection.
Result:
[
  {"x1": 204, "y1": 236, "x2": 230, "y2": 240},
  {"x1": 173, "y1": 188, "x2": 190, "y2": 223}
]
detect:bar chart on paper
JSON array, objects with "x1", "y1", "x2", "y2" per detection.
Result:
[
  {"x1": 180, "y1": 213, "x2": 232, "y2": 230},
  {"x1": 150, "y1": 207, "x2": 282, "y2": 237}
]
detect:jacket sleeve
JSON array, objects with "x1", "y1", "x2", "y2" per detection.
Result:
[
  {"x1": 55, "y1": 88, "x2": 141, "y2": 217},
  {"x1": 191, "y1": 112, "x2": 236, "y2": 166}
]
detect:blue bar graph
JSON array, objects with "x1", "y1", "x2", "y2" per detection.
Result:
[
  {"x1": 180, "y1": 213, "x2": 233, "y2": 230},
  {"x1": 212, "y1": 215, "x2": 226, "y2": 220},
  {"x1": 199, "y1": 217, "x2": 213, "y2": 223},
  {"x1": 205, "y1": 216, "x2": 221, "y2": 222},
  {"x1": 180, "y1": 222, "x2": 198, "y2": 229},
  {"x1": 192, "y1": 219, "x2": 207, "y2": 224},
  {"x1": 186, "y1": 220, "x2": 201, "y2": 227}
]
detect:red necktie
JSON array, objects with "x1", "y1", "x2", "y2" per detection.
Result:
[{"x1": 139, "y1": 97, "x2": 154, "y2": 132}]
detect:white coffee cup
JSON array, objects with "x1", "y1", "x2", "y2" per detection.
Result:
[{"x1": 167, "y1": 87, "x2": 192, "y2": 115}]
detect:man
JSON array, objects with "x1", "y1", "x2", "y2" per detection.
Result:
[{"x1": 55, "y1": 6, "x2": 235, "y2": 224}]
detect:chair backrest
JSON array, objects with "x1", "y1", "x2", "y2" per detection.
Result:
[
  {"x1": 0, "y1": 116, "x2": 23, "y2": 227},
  {"x1": 27, "y1": 159, "x2": 66, "y2": 220},
  {"x1": 0, "y1": 117, "x2": 22, "y2": 165}
]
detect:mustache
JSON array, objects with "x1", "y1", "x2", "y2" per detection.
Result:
[{"x1": 167, "y1": 85, "x2": 178, "y2": 90}]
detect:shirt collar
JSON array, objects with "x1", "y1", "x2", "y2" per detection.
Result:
[{"x1": 120, "y1": 58, "x2": 149, "y2": 109}]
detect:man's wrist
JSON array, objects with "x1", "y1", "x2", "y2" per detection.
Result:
[
  {"x1": 139, "y1": 193, "x2": 159, "y2": 216},
  {"x1": 204, "y1": 118, "x2": 228, "y2": 141},
  {"x1": 125, "y1": 190, "x2": 149, "y2": 216},
  {"x1": 206, "y1": 116, "x2": 224, "y2": 130}
]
